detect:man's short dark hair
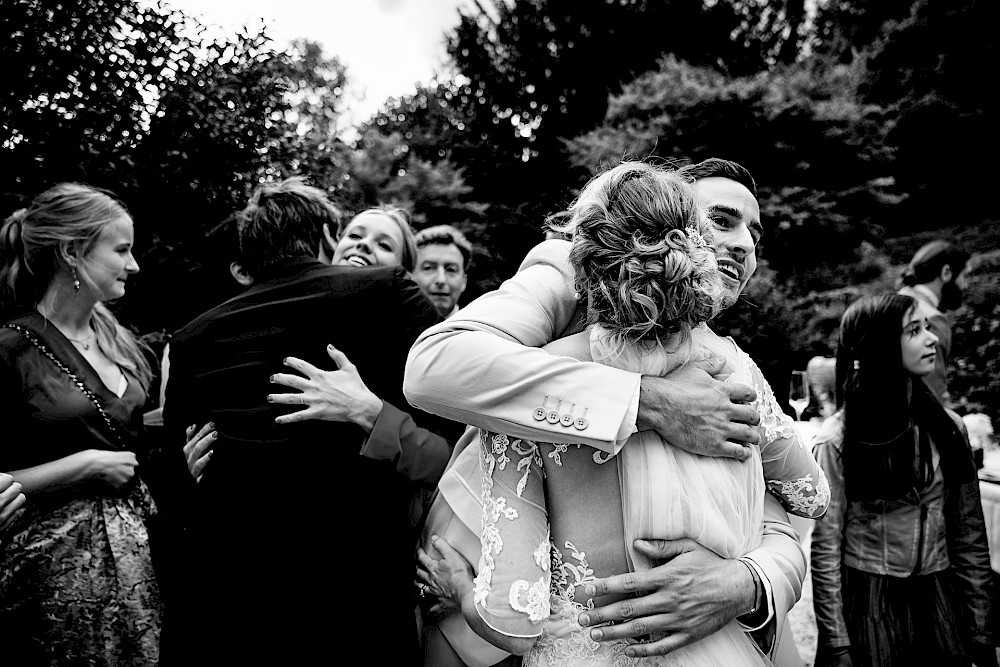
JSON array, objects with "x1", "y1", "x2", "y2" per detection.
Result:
[
  {"x1": 415, "y1": 224, "x2": 473, "y2": 271},
  {"x1": 900, "y1": 239, "x2": 971, "y2": 287},
  {"x1": 237, "y1": 177, "x2": 338, "y2": 277},
  {"x1": 677, "y1": 158, "x2": 758, "y2": 199}
]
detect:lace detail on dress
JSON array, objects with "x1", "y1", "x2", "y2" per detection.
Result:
[
  {"x1": 766, "y1": 472, "x2": 832, "y2": 517},
  {"x1": 476, "y1": 430, "x2": 545, "y2": 610},
  {"x1": 524, "y1": 542, "x2": 640, "y2": 667},
  {"x1": 509, "y1": 531, "x2": 553, "y2": 623},
  {"x1": 549, "y1": 442, "x2": 578, "y2": 466},
  {"x1": 511, "y1": 577, "x2": 550, "y2": 623},
  {"x1": 737, "y1": 349, "x2": 797, "y2": 445},
  {"x1": 557, "y1": 541, "x2": 597, "y2": 594},
  {"x1": 735, "y1": 347, "x2": 831, "y2": 519}
]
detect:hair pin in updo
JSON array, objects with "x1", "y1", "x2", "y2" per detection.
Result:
[{"x1": 685, "y1": 224, "x2": 710, "y2": 249}]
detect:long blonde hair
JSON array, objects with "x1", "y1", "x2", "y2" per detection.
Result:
[{"x1": 0, "y1": 183, "x2": 152, "y2": 389}]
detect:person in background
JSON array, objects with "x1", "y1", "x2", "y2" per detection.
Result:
[
  {"x1": 162, "y1": 179, "x2": 447, "y2": 666},
  {"x1": 896, "y1": 239, "x2": 971, "y2": 404},
  {"x1": 806, "y1": 355, "x2": 838, "y2": 420},
  {"x1": 0, "y1": 183, "x2": 165, "y2": 664},
  {"x1": 413, "y1": 224, "x2": 473, "y2": 318},
  {"x1": 180, "y1": 205, "x2": 466, "y2": 513},
  {"x1": 405, "y1": 158, "x2": 810, "y2": 666},
  {"x1": 810, "y1": 292, "x2": 994, "y2": 667}
]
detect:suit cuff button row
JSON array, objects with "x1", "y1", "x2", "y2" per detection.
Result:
[{"x1": 533, "y1": 397, "x2": 588, "y2": 430}]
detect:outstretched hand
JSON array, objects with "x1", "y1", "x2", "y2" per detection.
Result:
[
  {"x1": 577, "y1": 538, "x2": 753, "y2": 658},
  {"x1": 268, "y1": 344, "x2": 383, "y2": 431},
  {"x1": 638, "y1": 353, "x2": 759, "y2": 461}
]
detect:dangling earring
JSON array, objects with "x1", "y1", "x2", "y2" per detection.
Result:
[{"x1": 72, "y1": 267, "x2": 80, "y2": 294}]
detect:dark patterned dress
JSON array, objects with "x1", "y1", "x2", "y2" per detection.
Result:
[{"x1": 0, "y1": 312, "x2": 162, "y2": 666}]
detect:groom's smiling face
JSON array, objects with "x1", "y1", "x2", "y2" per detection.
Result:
[{"x1": 694, "y1": 176, "x2": 762, "y2": 308}]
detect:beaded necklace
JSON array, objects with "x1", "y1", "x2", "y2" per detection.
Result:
[{"x1": 4, "y1": 323, "x2": 122, "y2": 447}]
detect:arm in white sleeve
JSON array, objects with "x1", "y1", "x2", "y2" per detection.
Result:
[
  {"x1": 739, "y1": 493, "x2": 807, "y2": 654},
  {"x1": 404, "y1": 240, "x2": 640, "y2": 454}
]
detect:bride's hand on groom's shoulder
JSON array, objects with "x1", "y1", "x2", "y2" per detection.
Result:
[{"x1": 636, "y1": 355, "x2": 760, "y2": 461}]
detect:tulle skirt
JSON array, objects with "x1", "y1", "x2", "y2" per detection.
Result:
[{"x1": 842, "y1": 566, "x2": 969, "y2": 667}]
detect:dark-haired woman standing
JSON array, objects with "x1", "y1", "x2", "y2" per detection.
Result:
[{"x1": 811, "y1": 293, "x2": 996, "y2": 667}]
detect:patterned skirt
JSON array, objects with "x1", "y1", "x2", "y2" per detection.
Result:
[
  {"x1": 0, "y1": 480, "x2": 162, "y2": 666},
  {"x1": 842, "y1": 565, "x2": 968, "y2": 667}
]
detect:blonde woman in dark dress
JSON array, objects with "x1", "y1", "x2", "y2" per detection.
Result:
[{"x1": 0, "y1": 183, "x2": 163, "y2": 665}]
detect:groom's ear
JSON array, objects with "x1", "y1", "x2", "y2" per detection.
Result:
[{"x1": 229, "y1": 262, "x2": 253, "y2": 286}]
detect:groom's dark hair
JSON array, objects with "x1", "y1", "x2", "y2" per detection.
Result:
[{"x1": 677, "y1": 158, "x2": 757, "y2": 198}]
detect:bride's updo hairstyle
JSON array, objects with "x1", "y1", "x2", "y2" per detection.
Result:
[{"x1": 564, "y1": 160, "x2": 724, "y2": 352}]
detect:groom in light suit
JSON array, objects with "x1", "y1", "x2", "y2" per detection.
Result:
[{"x1": 405, "y1": 158, "x2": 808, "y2": 666}]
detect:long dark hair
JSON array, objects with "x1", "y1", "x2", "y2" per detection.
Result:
[{"x1": 836, "y1": 293, "x2": 973, "y2": 501}]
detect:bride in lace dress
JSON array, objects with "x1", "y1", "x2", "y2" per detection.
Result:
[{"x1": 420, "y1": 161, "x2": 829, "y2": 666}]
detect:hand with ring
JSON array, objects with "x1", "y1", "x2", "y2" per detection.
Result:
[
  {"x1": 268, "y1": 345, "x2": 384, "y2": 430},
  {"x1": 416, "y1": 534, "x2": 475, "y2": 616}
]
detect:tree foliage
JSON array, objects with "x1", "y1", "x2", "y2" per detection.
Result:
[
  {"x1": 566, "y1": 53, "x2": 894, "y2": 294},
  {"x1": 3, "y1": 0, "x2": 997, "y2": 420},
  {"x1": 859, "y1": 0, "x2": 1000, "y2": 227},
  {"x1": 2, "y1": 0, "x2": 185, "y2": 197}
]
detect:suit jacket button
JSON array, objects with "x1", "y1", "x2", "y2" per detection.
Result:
[
  {"x1": 533, "y1": 407, "x2": 547, "y2": 421},
  {"x1": 574, "y1": 416, "x2": 589, "y2": 430},
  {"x1": 560, "y1": 413, "x2": 574, "y2": 427},
  {"x1": 546, "y1": 410, "x2": 560, "y2": 424}
]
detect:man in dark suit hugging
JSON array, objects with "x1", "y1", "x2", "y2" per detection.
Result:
[{"x1": 162, "y1": 177, "x2": 446, "y2": 666}]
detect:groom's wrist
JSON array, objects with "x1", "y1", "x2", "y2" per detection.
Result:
[{"x1": 736, "y1": 558, "x2": 765, "y2": 623}]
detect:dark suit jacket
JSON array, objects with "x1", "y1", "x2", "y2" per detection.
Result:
[{"x1": 162, "y1": 257, "x2": 442, "y2": 665}]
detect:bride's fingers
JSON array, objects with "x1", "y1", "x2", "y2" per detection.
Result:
[{"x1": 416, "y1": 547, "x2": 440, "y2": 570}]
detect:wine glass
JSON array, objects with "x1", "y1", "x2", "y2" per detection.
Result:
[{"x1": 789, "y1": 370, "x2": 811, "y2": 422}]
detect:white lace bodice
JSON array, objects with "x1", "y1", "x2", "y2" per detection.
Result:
[{"x1": 472, "y1": 325, "x2": 830, "y2": 665}]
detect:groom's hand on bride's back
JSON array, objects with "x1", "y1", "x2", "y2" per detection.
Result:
[{"x1": 636, "y1": 355, "x2": 759, "y2": 461}]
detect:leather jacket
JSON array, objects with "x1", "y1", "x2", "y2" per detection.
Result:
[{"x1": 810, "y1": 411, "x2": 994, "y2": 653}]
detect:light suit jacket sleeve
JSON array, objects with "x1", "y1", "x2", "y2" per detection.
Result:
[
  {"x1": 746, "y1": 493, "x2": 809, "y2": 658},
  {"x1": 404, "y1": 239, "x2": 640, "y2": 453}
]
